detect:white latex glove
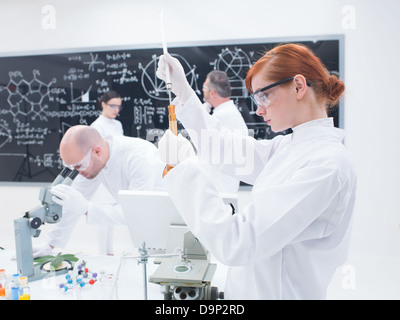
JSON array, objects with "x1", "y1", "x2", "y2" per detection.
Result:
[
  {"x1": 51, "y1": 184, "x2": 88, "y2": 218},
  {"x1": 11, "y1": 242, "x2": 53, "y2": 260},
  {"x1": 156, "y1": 53, "x2": 193, "y2": 103},
  {"x1": 32, "y1": 242, "x2": 53, "y2": 258},
  {"x1": 158, "y1": 129, "x2": 196, "y2": 167}
]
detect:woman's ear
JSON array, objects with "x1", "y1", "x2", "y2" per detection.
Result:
[{"x1": 293, "y1": 75, "x2": 308, "y2": 100}]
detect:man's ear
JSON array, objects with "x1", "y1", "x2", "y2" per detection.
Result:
[
  {"x1": 93, "y1": 145, "x2": 102, "y2": 156},
  {"x1": 293, "y1": 75, "x2": 308, "y2": 100}
]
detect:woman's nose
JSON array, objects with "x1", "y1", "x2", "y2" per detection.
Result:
[{"x1": 255, "y1": 104, "x2": 265, "y2": 116}]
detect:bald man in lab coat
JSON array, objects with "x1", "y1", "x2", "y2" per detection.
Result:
[{"x1": 34, "y1": 125, "x2": 165, "y2": 257}]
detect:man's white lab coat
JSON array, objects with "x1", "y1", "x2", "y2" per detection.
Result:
[
  {"x1": 163, "y1": 93, "x2": 357, "y2": 299},
  {"x1": 207, "y1": 100, "x2": 248, "y2": 193}
]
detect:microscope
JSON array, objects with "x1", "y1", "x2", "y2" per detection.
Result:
[
  {"x1": 13, "y1": 167, "x2": 79, "y2": 281},
  {"x1": 150, "y1": 230, "x2": 224, "y2": 300}
]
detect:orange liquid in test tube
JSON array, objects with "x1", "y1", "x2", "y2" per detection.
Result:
[{"x1": 162, "y1": 104, "x2": 177, "y2": 177}]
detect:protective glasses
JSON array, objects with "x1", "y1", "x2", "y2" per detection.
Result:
[
  {"x1": 106, "y1": 103, "x2": 122, "y2": 110},
  {"x1": 63, "y1": 147, "x2": 92, "y2": 171},
  {"x1": 250, "y1": 77, "x2": 312, "y2": 108}
]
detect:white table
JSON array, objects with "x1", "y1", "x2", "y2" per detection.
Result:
[{"x1": 0, "y1": 249, "x2": 227, "y2": 300}]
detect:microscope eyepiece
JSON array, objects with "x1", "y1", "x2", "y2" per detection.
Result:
[
  {"x1": 60, "y1": 167, "x2": 72, "y2": 177},
  {"x1": 68, "y1": 169, "x2": 79, "y2": 180}
]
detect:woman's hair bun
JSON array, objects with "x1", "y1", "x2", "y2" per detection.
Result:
[{"x1": 324, "y1": 74, "x2": 345, "y2": 107}]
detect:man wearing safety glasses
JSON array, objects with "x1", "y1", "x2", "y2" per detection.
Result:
[{"x1": 33, "y1": 125, "x2": 166, "y2": 257}]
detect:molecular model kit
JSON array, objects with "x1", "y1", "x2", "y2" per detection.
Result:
[{"x1": 58, "y1": 260, "x2": 113, "y2": 299}]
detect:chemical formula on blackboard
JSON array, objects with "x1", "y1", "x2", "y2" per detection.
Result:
[{"x1": 0, "y1": 37, "x2": 341, "y2": 182}]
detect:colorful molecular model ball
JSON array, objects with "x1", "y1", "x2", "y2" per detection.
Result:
[{"x1": 58, "y1": 261, "x2": 99, "y2": 292}]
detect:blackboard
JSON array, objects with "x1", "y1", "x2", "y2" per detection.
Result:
[{"x1": 0, "y1": 36, "x2": 342, "y2": 182}]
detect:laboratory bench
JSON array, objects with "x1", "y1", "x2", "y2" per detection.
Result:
[{"x1": 0, "y1": 249, "x2": 228, "y2": 300}]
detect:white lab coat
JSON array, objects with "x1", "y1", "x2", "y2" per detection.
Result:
[
  {"x1": 90, "y1": 113, "x2": 124, "y2": 254},
  {"x1": 90, "y1": 115, "x2": 124, "y2": 139},
  {"x1": 211, "y1": 100, "x2": 248, "y2": 135},
  {"x1": 46, "y1": 136, "x2": 165, "y2": 248},
  {"x1": 164, "y1": 93, "x2": 357, "y2": 300},
  {"x1": 206, "y1": 100, "x2": 248, "y2": 193}
]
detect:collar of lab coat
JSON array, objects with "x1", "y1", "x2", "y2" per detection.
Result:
[
  {"x1": 290, "y1": 117, "x2": 345, "y2": 145},
  {"x1": 99, "y1": 114, "x2": 118, "y2": 124}
]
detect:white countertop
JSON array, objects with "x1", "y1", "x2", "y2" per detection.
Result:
[{"x1": 0, "y1": 249, "x2": 228, "y2": 300}]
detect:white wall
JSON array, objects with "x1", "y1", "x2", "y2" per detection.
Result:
[{"x1": 1, "y1": 0, "x2": 400, "y2": 261}]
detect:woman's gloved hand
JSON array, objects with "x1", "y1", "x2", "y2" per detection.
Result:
[
  {"x1": 51, "y1": 184, "x2": 88, "y2": 217},
  {"x1": 156, "y1": 53, "x2": 193, "y2": 103},
  {"x1": 158, "y1": 129, "x2": 196, "y2": 167}
]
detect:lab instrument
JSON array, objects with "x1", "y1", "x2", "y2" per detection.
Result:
[
  {"x1": 160, "y1": 9, "x2": 178, "y2": 177},
  {"x1": 118, "y1": 190, "x2": 235, "y2": 300},
  {"x1": 13, "y1": 167, "x2": 79, "y2": 281},
  {"x1": 160, "y1": 9, "x2": 172, "y2": 99},
  {"x1": 18, "y1": 276, "x2": 30, "y2": 300},
  {"x1": 150, "y1": 230, "x2": 223, "y2": 300}
]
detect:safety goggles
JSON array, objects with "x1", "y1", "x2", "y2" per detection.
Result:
[
  {"x1": 106, "y1": 103, "x2": 122, "y2": 110},
  {"x1": 250, "y1": 77, "x2": 312, "y2": 108},
  {"x1": 63, "y1": 147, "x2": 92, "y2": 171}
]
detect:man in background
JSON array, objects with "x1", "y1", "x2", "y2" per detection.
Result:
[{"x1": 202, "y1": 70, "x2": 248, "y2": 193}]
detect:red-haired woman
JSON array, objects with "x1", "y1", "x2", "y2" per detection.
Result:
[{"x1": 156, "y1": 43, "x2": 357, "y2": 300}]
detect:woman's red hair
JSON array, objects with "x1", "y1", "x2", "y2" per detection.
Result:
[{"x1": 245, "y1": 43, "x2": 344, "y2": 107}]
